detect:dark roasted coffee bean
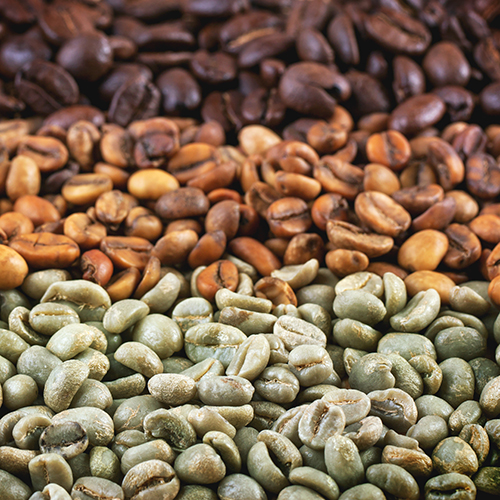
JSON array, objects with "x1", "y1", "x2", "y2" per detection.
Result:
[
  {"x1": 56, "y1": 32, "x2": 113, "y2": 83},
  {"x1": 156, "y1": 68, "x2": 201, "y2": 115},
  {"x1": 327, "y1": 13, "x2": 359, "y2": 65},
  {"x1": 365, "y1": 8, "x2": 431, "y2": 55},
  {"x1": 392, "y1": 56, "x2": 425, "y2": 104},
  {"x1": 279, "y1": 62, "x2": 348, "y2": 119},
  {"x1": 108, "y1": 74, "x2": 161, "y2": 127},
  {"x1": 15, "y1": 59, "x2": 79, "y2": 116}
]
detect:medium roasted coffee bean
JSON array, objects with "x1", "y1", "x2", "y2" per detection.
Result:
[{"x1": 9, "y1": 232, "x2": 79, "y2": 269}]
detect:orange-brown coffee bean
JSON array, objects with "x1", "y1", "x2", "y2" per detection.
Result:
[
  {"x1": 266, "y1": 141, "x2": 319, "y2": 176},
  {"x1": 124, "y1": 207, "x2": 163, "y2": 241},
  {"x1": 427, "y1": 138, "x2": 465, "y2": 190},
  {"x1": 80, "y1": 249, "x2": 114, "y2": 287},
  {"x1": 254, "y1": 277, "x2": 297, "y2": 307},
  {"x1": 94, "y1": 162, "x2": 130, "y2": 190},
  {"x1": 311, "y1": 193, "x2": 349, "y2": 231},
  {"x1": 66, "y1": 120, "x2": 101, "y2": 169},
  {"x1": 228, "y1": 237, "x2": 281, "y2": 276},
  {"x1": 306, "y1": 121, "x2": 348, "y2": 154},
  {"x1": 398, "y1": 229, "x2": 449, "y2": 271},
  {"x1": 366, "y1": 130, "x2": 411, "y2": 171},
  {"x1": 205, "y1": 200, "x2": 240, "y2": 240},
  {"x1": 0, "y1": 245, "x2": 29, "y2": 289},
  {"x1": 100, "y1": 236, "x2": 153, "y2": 271},
  {"x1": 411, "y1": 197, "x2": 457, "y2": 231},
  {"x1": 313, "y1": 156, "x2": 364, "y2": 200},
  {"x1": 152, "y1": 230, "x2": 199, "y2": 266},
  {"x1": 165, "y1": 219, "x2": 203, "y2": 235},
  {"x1": 63, "y1": 213, "x2": 107, "y2": 250},
  {"x1": 265, "y1": 238, "x2": 289, "y2": 259},
  {"x1": 127, "y1": 169, "x2": 180, "y2": 201},
  {"x1": 267, "y1": 197, "x2": 312, "y2": 239},
  {"x1": 106, "y1": 267, "x2": 141, "y2": 302},
  {"x1": 366, "y1": 262, "x2": 408, "y2": 280},
  {"x1": 188, "y1": 230, "x2": 227, "y2": 269},
  {"x1": 325, "y1": 249, "x2": 369, "y2": 277},
  {"x1": 283, "y1": 233, "x2": 324, "y2": 265},
  {"x1": 355, "y1": 191, "x2": 411, "y2": 237},
  {"x1": 237, "y1": 204, "x2": 260, "y2": 237},
  {"x1": 399, "y1": 159, "x2": 438, "y2": 188},
  {"x1": 326, "y1": 220, "x2": 393, "y2": 258},
  {"x1": 9, "y1": 232, "x2": 80, "y2": 269},
  {"x1": 95, "y1": 191, "x2": 138, "y2": 230},
  {"x1": 62, "y1": 173, "x2": 113, "y2": 205},
  {"x1": 363, "y1": 163, "x2": 401, "y2": 195},
  {"x1": 485, "y1": 243, "x2": 500, "y2": 280},
  {"x1": 240, "y1": 156, "x2": 262, "y2": 193},
  {"x1": 196, "y1": 260, "x2": 239, "y2": 302},
  {"x1": 13, "y1": 195, "x2": 61, "y2": 227},
  {"x1": 17, "y1": 136, "x2": 69, "y2": 173},
  {"x1": 469, "y1": 214, "x2": 500, "y2": 244},
  {"x1": 405, "y1": 270, "x2": 455, "y2": 304},
  {"x1": 187, "y1": 161, "x2": 237, "y2": 193},
  {"x1": 488, "y1": 275, "x2": 500, "y2": 309},
  {"x1": 392, "y1": 184, "x2": 444, "y2": 216},
  {"x1": 465, "y1": 153, "x2": 500, "y2": 199},
  {"x1": 5, "y1": 155, "x2": 41, "y2": 201},
  {"x1": 443, "y1": 223, "x2": 482, "y2": 270},
  {"x1": 0, "y1": 212, "x2": 34, "y2": 241},
  {"x1": 167, "y1": 143, "x2": 219, "y2": 184},
  {"x1": 244, "y1": 182, "x2": 281, "y2": 219},
  {"x1": 156, "y1": 187, "x2": 210, "y2": 220},
  {"x1": 100, "y1": 124, "x2": 133, "y2": 168},
  {"x1": 133, "y1": 256, "x2": 162, "y2": 299},
  {"x1": 445, "y1": 190, "x2": 479, "y2": 223},
  {"x1": 207, "y1": 189, "x2": 243, "y2": 205},
  {"x1": 274, "y1": 171, "x2": 322, "y2": 200},
  {"x1": 357, "y1": 113, "x2": 389, "y2": 134}
]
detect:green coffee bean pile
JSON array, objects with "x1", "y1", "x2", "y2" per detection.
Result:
[{"x1": 1, "y1": 262, "x2": 500, "y2": 499}]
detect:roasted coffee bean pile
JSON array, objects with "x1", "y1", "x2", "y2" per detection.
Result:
[{"x1": 0, "y1": 0, "x2": 500, "y2": 499}]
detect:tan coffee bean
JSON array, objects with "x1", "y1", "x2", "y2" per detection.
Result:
[
  {"x1": 127, "y1": 169, "x2": 179, "y2": 201},
  {"x1": 5, "y1": 155, "x2": 41, "y2": 201},
  {"x1": 363, "y1": 163, "x2": 401, "y2": 195},
  {"x1": 398, "y1": 230, "x2": 449, "y2": 271},
  {"x1": 62, "y1": 174, "x2": 113, "y2": 205},
  {"x1": 469, "y1": 214, "x2": 500, "y2": 244},
  {"x1": 404, "y1": 270, "x2": 455, "y2": 304},
  {"x1": 326, "y1": 249, "x2": 369, "y2": 277},
  {"x1": 0, "y1": 245, "x2": 29, "y2": 289}
]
